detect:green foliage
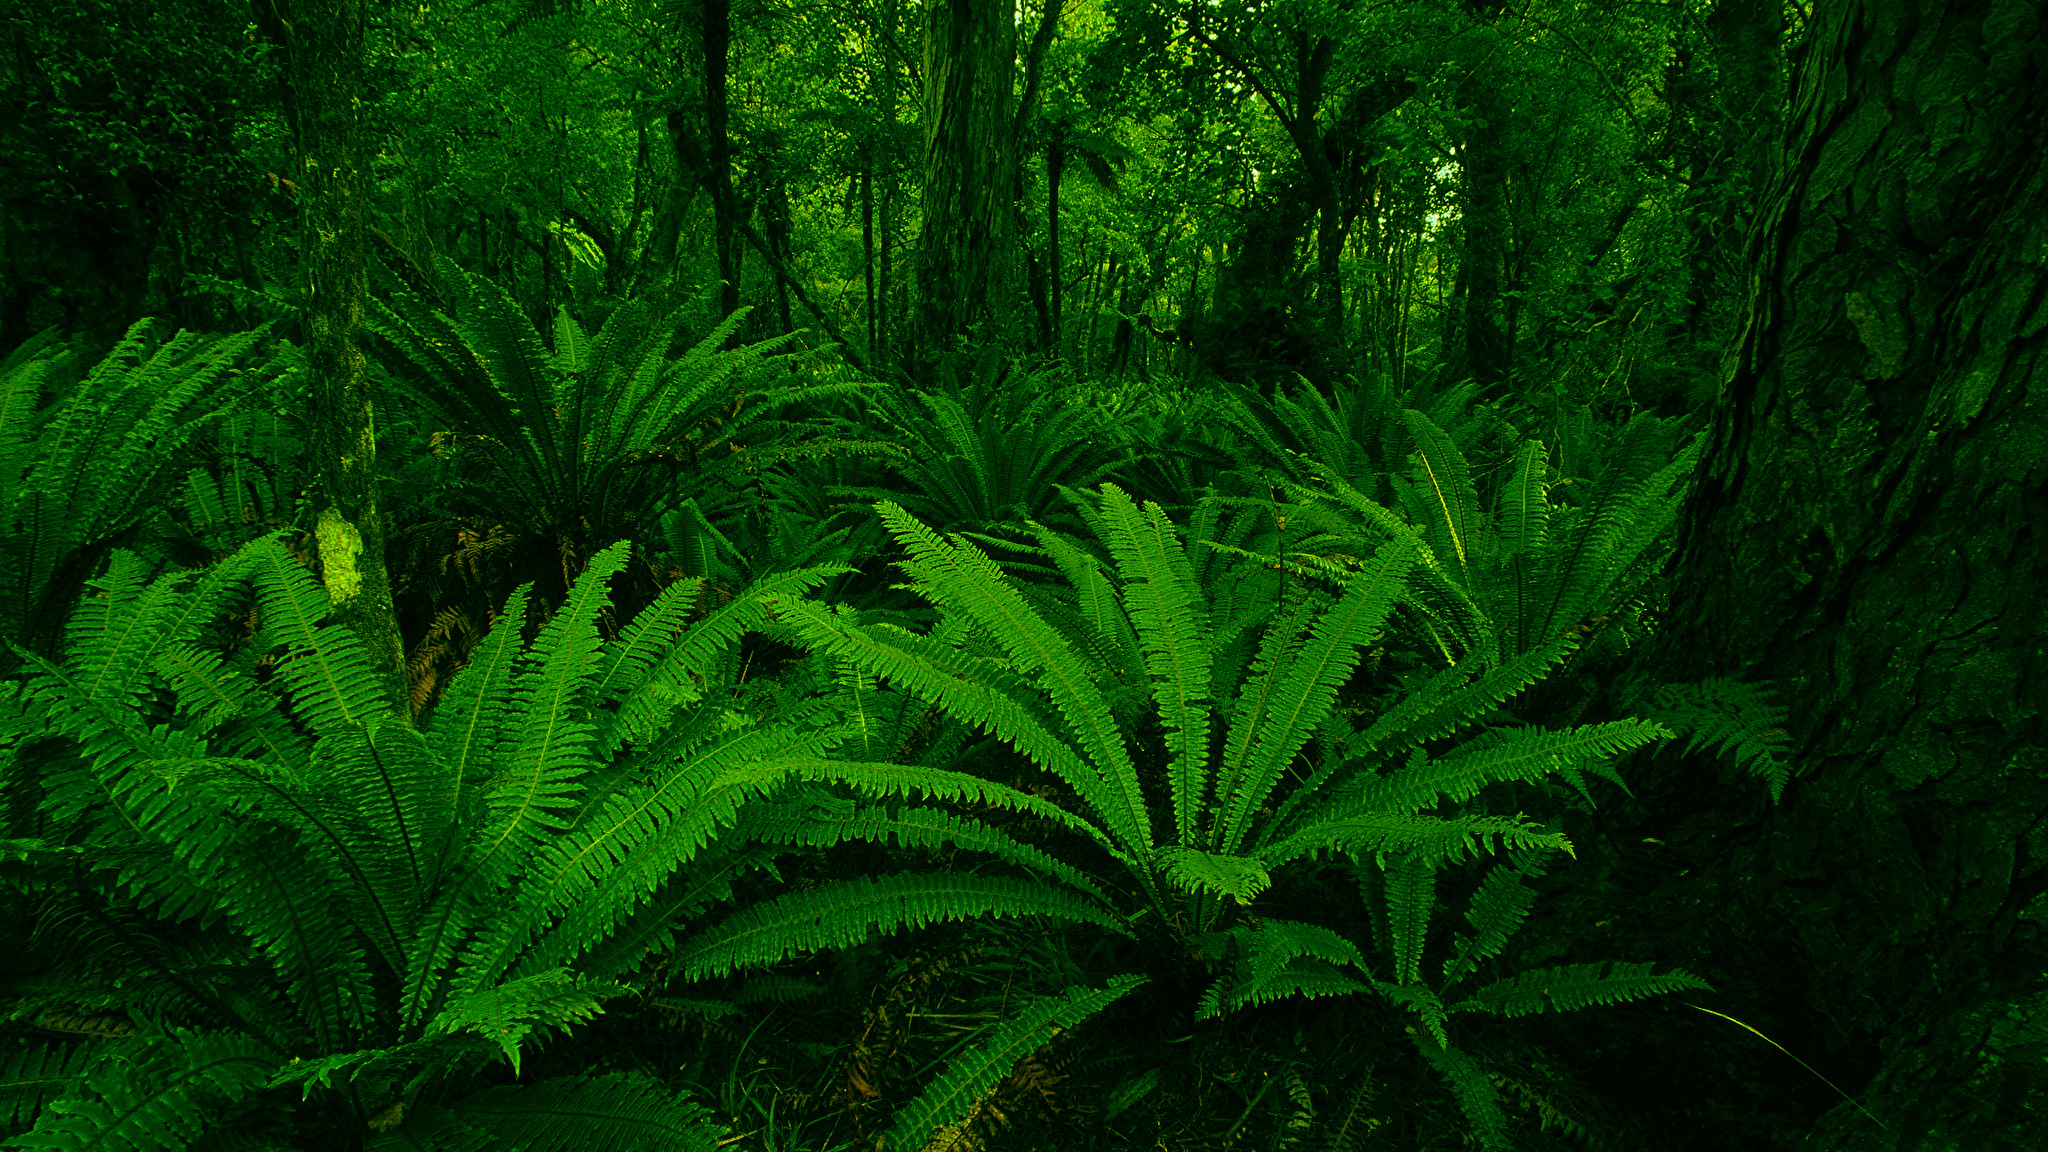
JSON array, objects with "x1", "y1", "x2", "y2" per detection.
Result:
[
  {"x1": 1194, "y1": 844, "x2": 1711, "y2": 1151},
  {"x1": 0, "y1": 321, "x2": 281, "y2": 667},
  {"x1": 879, "y1": 976, "x2": 1145, "y2": 1152},
  {"x1": 0, "y1": 533, "x2": 878, "y2": 1147},
  {"x1": 365, "y1": 259, "x2": 873, "y2": 586},
  {"x1": 849, "y1": 357, "x2": 1136, "y2": 533},
  {"x1": 1639, "y1": 675, "x2": 1795, "y2": 801},
  {"x1": 1282, "y1": 407, "x2": 1705, "y2": 678},
  {"x1": 777, "y1": 482, "x2": 1673, "y2": 951}
]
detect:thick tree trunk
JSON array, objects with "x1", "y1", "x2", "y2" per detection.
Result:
[
  {"x1": 911, "y1": 0, "x2": 1015, "y2": 374},
  {"x1": 1596, "y1": 0, "x2": 2048, "y2": 1144},
  {"x1": 288, "y1": 0, "x2": 409, "y2": 722},
  {"x1": 1447, "y1": 3, "x2": 1513, "y2": 397}
]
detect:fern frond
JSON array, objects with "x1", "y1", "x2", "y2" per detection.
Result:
[
  {"x1": 1385, "y1": 852, "x2": 1435, "y2": 986},
  {"x1": 747, "y1": 798, "x2": 1115, "y2": 905},
  {"x1": 879, "y1": 506, "x2": 1135, "y2": 823},
  {"x1": 424, "y1": 968, "x2": 629, "y2": 1075},
  {"x1": 433, "y1": 1071, "x2": 725, "y2": 1152},
  {"x1": 243, "y1": 536, "x2": 393, "y2": 744},
  {"x1": 770, "y1": 597, "x2": 1133, "y2": 866},
  {"x1": 879, "y1": 975, "x2": 1145, "y2": 1152},
  {"x1": 1154, "y1": 846, "x2": 1270, "y2": 906},
  {"x1": 1411, "y1": 1029, "x2": 1509, "y2": 1152},
  {"x1": 1096, "y1": 488, "x2": 1215, "y2": 846},
  {"x1": 1440, "y1": 853, "x2": 1548, "y2": 987},
  {"x1": 671, "y1": 872, "x2": 1131, "y2": 981},
  {"x1": 1192, "y1": 918, "x2": 1372, "y2": 1019},
  {"x1": 1644, "y1": 676, "x2": 1794, "y2": 801},
  {"x1": 1456, "y1": 961, "x2": 1712, "y2": 1019},
  {"x1": 0, "y1": 1041, "x2": 101, "y2": 1128},
  {"x1": 1261, "y1": 812, "x2": 1572, "y2": 874},
  {"x1": 1343, "y1": 719, "x2": 1671, "y2": 815},
  {"x1": 4, "y1": 1030, "x2": 275, "y2": 1152},
  {"x1": 1215, "y1": 545, "x2": 1414, "y2": 853},
  {"x1": 1398, "y1": 409, "x2": 1490, "y2": 572},
  {"x1": 480, "y1": 716, "x2": 856, "y2": 986}
]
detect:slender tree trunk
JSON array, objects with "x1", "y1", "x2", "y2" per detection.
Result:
[
  {"x1": 1598, "y1": 0, "x2": 2048, "y2": 1143},
  {"x1": 287, "y1": 0, "x2": 409, "y2": 721},
  {"x1": 701, "y1": 0, "x2": 741, "y2": 320}
]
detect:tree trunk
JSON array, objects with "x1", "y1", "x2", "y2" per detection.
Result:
[
  {"x1": 1447, "y1": 3, "x2": 1513, "y2": 396},
  {"x1": 1602, "y1": 0, "x2": 2048, "y2": 1143},
  {"x1": 698, "y1": 0, "x2": 741, "y2": 321},
  {"x1": 911, "y1": 0, "x2": 1015, "y2": 375},
  {"x1": 287, "y1": 0, "x2": 409, "y2": 722}
]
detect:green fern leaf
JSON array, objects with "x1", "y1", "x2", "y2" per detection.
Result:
[
  {"x1": 1154, "y1": 845, "x2": 1271, "y2": 906},
  {"x1": 671, "y1": 872, "x2": 1131, "y2": 981},
  {"x1": 425, "y1": 969, "x2": 629, "y2": 1076},
  {"x1": 434, "y1": 1071, "x2": 725, "y2": 1152},
  {"x1": 880, "y1": 975, "x2": 1146, "y2": 1152},
  {"x1": 1458, "y1": 960, "x2": 1713, "y2": 1018},
  {"x1": 4, "y1": 1030, "x2": 274, "y2": 1152},
  {"x1": 1645, "y1": 676, "x2": 1794, "y2": 801}
]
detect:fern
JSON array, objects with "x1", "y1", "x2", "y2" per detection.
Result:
[
  {"x1": 364, "y1": 259, "x2": 871, "y2": 602},
  {"x1": 1293, "y1": 407, "x2": 1704, "y2": 676},
  {"x1": 878, "y1": 976, "x2": 1145, "y2": 1152},
  {"x1": 0, "y1": 534, "x2": 886, "y2": 1147},
  {"x1": 1641, "y1": 675, "x2": 1795, "y2": 800},
  {"x1": 862, "y1": 360, "x2": 1133, "y2": 533},
  {"x1": 0, "y1": 321, "x2": 281, "y2": 669}
]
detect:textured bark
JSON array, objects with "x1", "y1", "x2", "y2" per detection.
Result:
[
  {"x1": 911, "y1": 0, "x2": 1015, "y2": 371},
  {"x1": 1446, "y1": 0, "x2": 1513, "y2": 397},
  {"x1": 1604, "y1": 0, "x2": 2048, "y2": 1144},
  {"x1": 289, "y1": 0, "x2": 409, "y2": 723},
  {"x1": 700, "y1": 0, "x2": 743, "y2": 320}
]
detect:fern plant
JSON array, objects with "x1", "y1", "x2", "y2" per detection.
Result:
[
  {"x1": 0, "y1": 320, "x2": 281, "y2": 670},
  {"x1": 844, "y1": 357, "x2": 1137, "y2": 534},
  {"x1": 741, "y1": 483, "x2": 1696, "y2": 1146},
  {"x1": 0, "y1": 529, "x2": 1166, "y2": 1151},
  {"x1": 0, "y1": 532, "x2": 887, "y2": 1148},
  {"x1": 1190, "y1": 841, "x2": 1711, "y2": 1150},
  {"x1": 1280, "y1": 408, "x2": 1705, "y2": 683},
  {"x1": 365, "y1": 258, "x2": 872, "y2": 606},
  {"x1": 1219, "y1": 372, "x2": 1517, "y2": 507}
]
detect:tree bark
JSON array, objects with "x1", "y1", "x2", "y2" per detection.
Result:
[
  {"x1": 911, "y1": 0, "x2": 1015, "y2": 374},
  {"x1": 286, "y1": 0, "x2": 410, "y2": 722},
  {"x1": 1601, "y1": 0, "x2": 2048, "y2": 1143}
]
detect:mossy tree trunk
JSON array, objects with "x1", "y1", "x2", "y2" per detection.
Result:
[
  {"x1": 911, "y1": 0, "x2": 1015, "y2": 376},
  {"x1": 285, "y1": 0, "x2": 411, "y2": 722},
  {"x1": 1598, "y1": 0, "x2": 2047, "y2": 1143}
]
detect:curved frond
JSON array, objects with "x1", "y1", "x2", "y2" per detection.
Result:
[
  {"x1": 880, "y1": 975, "x2": 1146, "y2": 1152},
  {"x1": 1385, "y1": 852, "x2": 1435, "y2": 986},
  {"x1": 1643, "y1": 676, "x2": 1794, "y2": 801},
  {"x1": 424, "y1": 969, "x2": 627, "y2": 1076},
  {"x1": 1154, "y1": 845, "x2": 1270, "y2": 907},
  {"x1": 1096, "y1": 488, "x2": 1214, "y2": 846},
  {"x1": 1344, "y1": 719, "x2": 1671, "y2": 815},
  {"x1": 878, "y1": 503, "x2": 1147, "y2": 849},
  {"x1": 1456, "y1": 961, "x2": 1713, "y2": 1019},
  {"x1": 671, "y1": 872, "x2": 1131, "y2": 981},
  {"x1": 3, "y1": 1030, "x2": 275, "y2": 1152},
  {"x1": 434, "y1": 1071, "x2": 724, "y2": 1152}
]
